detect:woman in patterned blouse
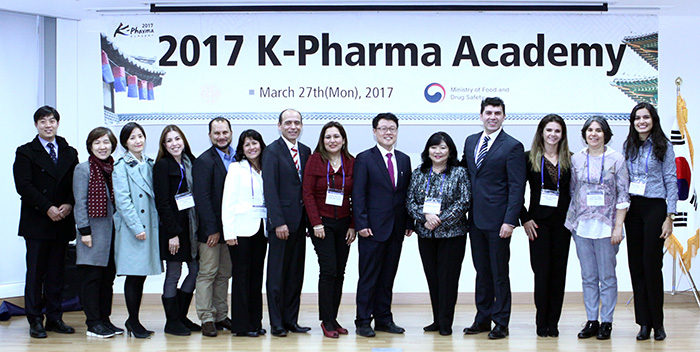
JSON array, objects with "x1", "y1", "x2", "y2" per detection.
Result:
[
  {"x1": 565, "y1": 116, "x2": 629, "y2": 340},
  {"x1": 406, "y1": 131, "x2": 470, "y2": 336},
  {"x1": 623, "y1": 103, "x2": 677, "y2": 341}
]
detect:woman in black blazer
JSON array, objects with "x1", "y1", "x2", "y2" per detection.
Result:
[
  {"x1": 519, "y1": 114, "x2": 572, "y2": 338},
  {"x1": 154, "y1": 125, "x2": 200, "y2": 336}
]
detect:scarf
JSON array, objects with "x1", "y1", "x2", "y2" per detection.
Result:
[{"x1": 87, "y1": 155, "x2": 114, "y2": 218}]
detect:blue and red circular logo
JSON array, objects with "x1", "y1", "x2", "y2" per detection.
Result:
[{"x1": 424, "y1": 83, "x2": 445, "y2": 103}]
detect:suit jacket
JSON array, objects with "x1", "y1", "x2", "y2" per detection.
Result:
[
  {"x1": 13, "y1": 135, "x2": 79, "y2": 241},
  {"x1": 519, "y1": 151, "x2": 572, "y2": 224},
  {"x1": 462, "y1": 130, "x2": 526, "y2": 231},
  {"x1": 192, "y1": 146, "x2": 229, "y2": 243},
  {"x1": 73, "y1": 161, "x2": 114, "y2": 266},
  {"x1": 262, "y1": 137, "x2": 311, "y2": 233},
  {"x1": 352, "y1": 146, "x2": 413, "y2": 242}
]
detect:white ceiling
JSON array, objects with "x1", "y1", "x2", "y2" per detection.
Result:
[{"x1": 1, "y1": 0, "x2": 699, "y2": 20}]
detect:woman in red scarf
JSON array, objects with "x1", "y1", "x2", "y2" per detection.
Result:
[{"x1": 73, "y1": 127, "x2": 121, "y2": 338}]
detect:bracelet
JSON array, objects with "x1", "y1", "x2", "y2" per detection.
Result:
[{"x1": 313, "y1": 225, "x2": 324, "y2": 230}]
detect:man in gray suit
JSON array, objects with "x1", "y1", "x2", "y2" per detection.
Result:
[{"x1": 461, "y1": 97, "x2": 526, "y2": 339}]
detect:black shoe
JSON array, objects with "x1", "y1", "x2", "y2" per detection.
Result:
[
  {"x1": 488, "y1": 324, "x2": 509, "y2": 339},
  {"x1": 654, "y1": 327, "x2": 666, "y2": 341},
  {"x1": 125, "y1": 319, "x2": 152, "y2": 339},
  {"x1": 162, "y1": 296, "x2": 191, "y2": 336},
  {"x1": 636, "y1": 325, "x2": 651, "y2": 340},
  {"x1": 103, "y1": 320, "x2": 124, "y2": 335},
  {"x1": 201, "y1": 322, "x2": 217, "y2": 337},
  {"x1": 29, "y1": 317, "x2": 47, "y2": 338},
  {"x1": 87, "y1": 323, "x2": 116, "y2": 338},
  {"x1": 45, "y1": 319, "x2": 75, "y2": 334},
  {"x1": 464, "y1": 322, "x2": 491, "y2": 334},
  {"x1": 271, "y1": 325, "x2": 288, "y2": 337},
  {"x1": 234, "y1": 331, "x2": 260, "y2": 337},
  {"x1": 548, "y1": 326, "x2": 559, "y2": 337},
  {"x1": 356, "y1": 324, "x2": 376, "y2": 337},
  {"x1": 257, "y1": 328, "x2": 267, "y2": 335},
  {"x1": 439, "y1": 327, "x2": 452, "y2": 336},
  {"x1": 374, "y1": 321, "x2": 405, "y2": 334},
  {"x1": 537, "y1": 326, "x2": 548, "y2": 337},
  {"x1": 596, "y1": 322, "x2": 612, "y2": 340},
  {"x1": 285, "y1": 323, "x2": 311, "y2": 333},
  {"x1": 215, "y1": 317, "x2": 232, "y2": 331},
  {"x1": 423, "y1": 322, "x2": 439, "y2": 332},
  {"x1": 578, "y1": 320, "x2": 599, "y2": 338}
]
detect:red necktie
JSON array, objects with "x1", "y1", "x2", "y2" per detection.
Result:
[
  {"x1": 387, "y1": 152, "x2": 395, "y2": 189},
  {"x1": 291, "y1": 146, "x2": 299, "y2": 171}
]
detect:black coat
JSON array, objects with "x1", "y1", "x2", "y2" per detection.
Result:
[
  {"x1": 192, "y1": 146, "x2": 229, "y2": 243},
  {"x1": 154, "y1": 154, "x2": 195, "y2": 262},
  {"x1": 13, "y1": 136, "x2": 79, "y2": 241}
]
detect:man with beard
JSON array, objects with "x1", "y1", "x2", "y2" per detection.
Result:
[{"x1": 192, "y1": 117, "x2": 235, "y2": 337}]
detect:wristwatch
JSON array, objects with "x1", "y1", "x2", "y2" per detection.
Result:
[{"x1": 668, "y1": 213, "x2": 676, "y2": 220}]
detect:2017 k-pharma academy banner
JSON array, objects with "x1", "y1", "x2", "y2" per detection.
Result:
[{"x1": 99, "y1": 12, "x2": 657, "y2": 125}]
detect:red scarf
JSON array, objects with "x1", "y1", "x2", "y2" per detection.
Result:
[{"x1": 87, "y1": 155, "x2": 115, "y2": 218}]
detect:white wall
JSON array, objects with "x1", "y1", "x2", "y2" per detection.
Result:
[{"x1": 2, "y1": 11, "x2": 700, "y2": 298}]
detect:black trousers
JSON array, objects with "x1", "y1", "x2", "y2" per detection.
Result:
[
  {"x1": 355, "y1": 231, "x2": 403, "y2": 327},
  {"x1": 310, "y1": 217, "x2": 351, "y2": 323},
  {"x1": 469, "y1": 224, "x2": 512, "y2": 327},
  {"x1": 266, "y1": 225, "x2": 306, "y2": 327},
  {"x1": 79, "y1": 259, "x2": 116, "y2": 328},
  {"x1": 229, "y1": 221, "x2": 267, "y2": 333},
  {"x1": 24, "y1": 238, "x2": 68, "y2": 322},
  {"x1": 528, "y1": 214, "x2": 571, "y2": 329},
  {"x1": 625, "y1": 196, "x2": 667, "y2": 329},
  {"x1": 418, "y1": 235, "x2": 467, "y2": 329}
]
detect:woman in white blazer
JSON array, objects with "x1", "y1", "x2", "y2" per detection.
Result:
[{"x1": 222, "y1": 129, "x2": 268, "y2": 337}]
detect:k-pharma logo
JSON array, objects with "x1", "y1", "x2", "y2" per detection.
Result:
[
  {"x1": 114, "y1": 23, "x2": 130, "y2": 37},
  {"x1": 424, "y1": 83, "x2": 445, "y2": 103}
]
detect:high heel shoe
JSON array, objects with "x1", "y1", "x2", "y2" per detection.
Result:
[
  {"x1": 125, "y1": 320, "x2": 152, "y2": 339},
  {"x1": 321, "y1": 322, "x2": 339, "y2": 338},
  {"x1": 333, "y1": 320, "x2": 348, "y2": 335}
]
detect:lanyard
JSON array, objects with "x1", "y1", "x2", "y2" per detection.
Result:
[
  {"x1": 541, "y1": 156, "x2": 560, "y2": 191},
  {"x1": 630, "y1": 143, "x2": 651, "y2": 176},
  {"x1": 425, "y1": 166, "x2": 446, "y2": 196},
  {"x1": 176, "y1": 163, "x2": 185, "y2": 193},
  {"x1": 249, "y1": 163, "x2": 260, "y2": 198},
  {"x1": 586, "y1": 148, "x2": 606, "y2": 185},
  {"x1": 326, "y1": 156, "x2": 345, "y2": 191}
]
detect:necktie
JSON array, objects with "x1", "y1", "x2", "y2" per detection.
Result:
[
  {"x1": 387, "y1": 152, "x2": 395, "y2": 189},
  {"x1": 291, "y1": 146, "x2": 299, "y2": 171},
  {"x1": 476, "y1": 135, "x2": 490, "y2": 170},
  {"x1": 47, "y1": 142, "x2": 58, "y2": 164}
]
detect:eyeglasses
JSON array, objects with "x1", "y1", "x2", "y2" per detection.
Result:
[{"x1": 376, "y1": 126, "x2": 397, "y2": 133}]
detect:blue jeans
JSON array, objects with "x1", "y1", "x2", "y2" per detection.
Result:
[{"x1": 573, "y1": 233, "x2": 619, "y2": 323}]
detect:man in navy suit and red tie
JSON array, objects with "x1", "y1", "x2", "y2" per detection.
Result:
[
  {"x1": 352, "y1": 113, "x2": 414, "y2": 337},
  {"x1": 461, "y1": 97, "x2": 526, "y2": 339}
]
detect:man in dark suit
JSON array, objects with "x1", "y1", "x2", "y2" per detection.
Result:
[
  {"x1": 192, "y1": 117, "x2": 234, "y2": 337},
  {"x1": 13, "y1": 106, "x2": 79, "y2": 338},
  {"x1": 352, "y1": 113, "x2": 413, "y2": 337},
  {"x1": 461, "y1": 97, "x2": 526, "y2": 339},
  {"x1": 262, "y1": 108, "x2": 312, "y2": 337}
]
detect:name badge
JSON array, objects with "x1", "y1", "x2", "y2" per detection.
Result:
[
  {"x1": 423, "y1": 197, "x2": 442, "y2": 214},
  {"x1": 586, "y1": 189, "x2": 605, "y2": 207},
  {"x1": 540, "y1": 189, "x2": 559, "y2": 207},
  {"x1": 629, "y1": 175, "x2": 647, "y2": 196},
  {"x1": 175, "y1": 192, "x2": 195, "y2": 210},
  {"x1": 251, "y1": 205, "x2": 267, "y2": 218},
  {"x1": 325, "y1": 188, "x2": 344, "y2": 206}
]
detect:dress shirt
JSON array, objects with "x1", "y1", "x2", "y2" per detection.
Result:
[
  {"x1": 215, "y1": 145, "x2": 235, "y2": 171},
  {"x1": 626, "y1": 137, "x2": 678, "y2": 213},
  {"x1": 39, "y1": 136, "x2": 58, "y2": 156},
  {"x1": 376, "y1": 144, "x2": 398, "y2": 188}
]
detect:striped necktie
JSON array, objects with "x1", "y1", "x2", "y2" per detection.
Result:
[
  {"x1": 47, "y1": 142, "x2": 58, "y2": 164},
  {"x1": 291, "y1": 146, "x2": 299, "y2": 171},
  {"x1": 476, "y1": 135, "x2": 490, "y2": 169}
]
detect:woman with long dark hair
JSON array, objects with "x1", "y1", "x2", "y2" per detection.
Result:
[
  {"x1": 520, "y1": 114, "x2": 572, "y2": 337},
  {"x1": 623, "y1": 103, "x2": 677, "y2": 341},
  {"x1": 113, "y1": 122, "x2": 162, "y2": 338},
  {"x1": 302, "y1": 121, "x2": 356, "y2": 338},
  {"x1": 222, "y1": 129, "x2": 268, "y2": 337},
  {"x1": 73, "y1": 127, "x2": 121, "y2": 338},
  {"x1": 406, "y1": 131, "x2": 470, "y2": 336},
  {"x1": 154, "y1": 125, "x2": 200, "y2": 336}
]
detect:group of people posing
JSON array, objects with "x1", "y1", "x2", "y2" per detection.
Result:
[{"x1": 13, "y1": 97, "x2": 676, "y2": 343}]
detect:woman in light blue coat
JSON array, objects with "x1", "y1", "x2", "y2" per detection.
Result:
[{"x1": 113, "y1": 122, "x2": 162, "y2": 338}]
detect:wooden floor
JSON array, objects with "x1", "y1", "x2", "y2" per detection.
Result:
[{"x1": 2, "y1": 297, "x2": 700, "y2": 351}]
